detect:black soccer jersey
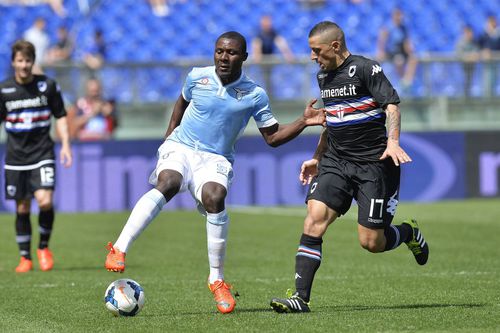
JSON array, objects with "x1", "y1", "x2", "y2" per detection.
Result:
[
  {"x1": 317, "y1": 54, "x2": 400, "y2": 162},
  {"x1": 0, "y1": 75, "x2": 66, "y2": 166}
]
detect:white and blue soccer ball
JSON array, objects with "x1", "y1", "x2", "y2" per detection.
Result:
[{"x1": 104, "y1": 278, "x2": 145, "y2": 317}]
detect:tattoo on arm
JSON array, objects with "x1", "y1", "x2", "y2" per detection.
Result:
[{"x1": 386, "y1": 104, "x2": 401, "y2": 142}]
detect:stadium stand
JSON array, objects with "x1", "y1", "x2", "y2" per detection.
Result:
[{"x1": 0, "y1": 0, "x2": 499, "y2": 103}]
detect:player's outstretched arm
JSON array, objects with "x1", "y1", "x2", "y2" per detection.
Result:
[
  {"x1": 379, "y1": 104, "x2": 412, "y2": 166},
  {"x1": 55, "y1": 117, "x2": 72, "y2": 168},
  {"x1": 164, "y1": 94, "x2": 189, "y2": 139},
  {"x1": 259, "y1": 99, "x2": 325, "y2": 147}
]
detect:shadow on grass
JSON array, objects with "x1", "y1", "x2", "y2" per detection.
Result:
[
  {"x1": 56, "y1": 263, "x2": 142, "y2": 272},
  {"x1": 55, "y1": 266, "x2": 104, "y2": 272},
  {"x1": 128, "y1": 303, "x2": 488, "y2": 317},
  {"x1": 323, "y1": 303, "x2": 486, "y2": 312},
  {"x1": 140, "y1": 307, "x2": 274, "y2": 317}
]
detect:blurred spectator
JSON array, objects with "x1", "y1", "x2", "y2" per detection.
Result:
[
  {"x1": 23, "y1": 17, "x2": 49, "y2": 72},
  {"x1": 478, "y1": 15, "x2": 500, "y2": 56},
  {"x1": 68, "y1": 78, "x2": 118, "y2": 141},
  {"x1": 148, "y1": 0, "x2": 169, "y2": 16},
  {"x1": 252, "y1": 15, "x2": 294, "y2": 63},
  {"x1": 1, "y1": 0, "x2": 66, "y2": 17},
  {"x1": 146, "y1": 0, "x2": 187, "y2": 17},
  {"x1": 82, "y1": 29, "x2": 106, "y2": 71},
  {"x1": 251, "y1": 15, "x2": 294, "y2": 98},
  {"x1": 46, "y1": 26, "x2": 74, "y2": 64},
  {"x1": 377, "y1": 8, "x2": 417, "y2": 90},
  {"x1": 478, "y1": 15, "x2": 500, "y2": 96},
  {"x1": 297, "y1": 0, "x2": 326, "y2": 8},
  {"x1": 456, "y1": 25, "x2": 480, "y2": 97}
]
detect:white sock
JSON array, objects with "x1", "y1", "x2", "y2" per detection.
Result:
[
  {"x1": 207, "y1": 210, "x2": 229, "y2": 284},
  {"x1": 114, "y1": 189, "x2": 166, "y2": 253}
]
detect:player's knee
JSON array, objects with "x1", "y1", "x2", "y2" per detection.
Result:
[
  {"x1": 38, "y1": 202, "x2": 53, "y2": 211},
  {"x1": 16, "y1": 201, "x2": 31, "y2": 214},
  {"x1": 36, "y1": 197, "x2": 52, "y2": 211},
  {"x1": 202, "y1": 184, "x2": 227, "y2": 213},
  {"x1": 156, "y1": 177, "x2": 181, "y2": 200}
]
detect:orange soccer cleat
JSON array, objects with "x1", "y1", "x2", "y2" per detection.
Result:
[
  {"x1": 37, "y1": 248, "x2": 54, "y2": 271},
  {"x1": 15, "y1": 257, "x2": 33, "y2": 273},
  {"x1": 208, "y1": 279, "x2": 236, "y2": 314},
  {"x1": 105, "y1": 242, "x2": 126, "y2": 272}
]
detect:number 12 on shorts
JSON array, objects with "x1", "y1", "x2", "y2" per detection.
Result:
[{"x1": 40, "y1": 166, "x2": 54, "y2": 186}]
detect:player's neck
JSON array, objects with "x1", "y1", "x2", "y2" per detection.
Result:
[
  {"x1": 15, "y1": 74, "x2": 34, "y2": 85},
  {"x1": 219, "y1": 70, "x2": 242, "y2": 86},
  {"x1": 335, "y1": 51, "x2": 351, "y2": 69}
]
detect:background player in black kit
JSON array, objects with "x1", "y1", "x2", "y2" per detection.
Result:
[
  {"x1": 0, "y1": 40, "x2": 72, "y2": 273},
  {"x1": 270, "y1": 21, "x2": 429, "y2": 313}
]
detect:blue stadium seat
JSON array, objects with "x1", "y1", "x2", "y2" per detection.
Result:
[{"x1": 0, "y1": 0, "x2": 498, "y2": 102}]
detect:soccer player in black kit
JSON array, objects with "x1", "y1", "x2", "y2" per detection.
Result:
[
  {"x1": 0, "y1": 40, "x2": 72, "y2": 273},
  {"x1": 270, "y1": 21, "x2": 429, "y2": 313}
]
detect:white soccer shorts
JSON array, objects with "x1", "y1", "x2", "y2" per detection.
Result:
[{"x1": 149, "y1": 140, "x2": 233, "y2": 208}]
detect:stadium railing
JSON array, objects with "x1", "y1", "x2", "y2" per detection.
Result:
[{"x1": 41, "y1": 54, "x2": 500, "y2": 139}]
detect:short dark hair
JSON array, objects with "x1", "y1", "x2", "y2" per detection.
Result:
[
  {"x1": 216, "y1": 31, "x2": 247, "y2": 54},
  {"x1": 309, "y1": 21, "x2": 346, "y2": 47},
  {"x1": 11, "y1": 40, "x2": 36, "y2": 61}
]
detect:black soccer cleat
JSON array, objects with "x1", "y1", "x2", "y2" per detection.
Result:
[
  {"x1": 403, "y1": 219, "x2": 429, "y2": 265},
  {"x1": 270, "y1": 292, "x2": 310, "y2": 313}
]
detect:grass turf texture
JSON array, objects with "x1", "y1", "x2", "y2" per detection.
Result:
[{"x1": 0, "y1": 199, "x2": 499, "y2": 332}]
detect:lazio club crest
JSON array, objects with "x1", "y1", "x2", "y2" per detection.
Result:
[{"x1": 233, "y1": 88, "x2": 249, "y2": 101}]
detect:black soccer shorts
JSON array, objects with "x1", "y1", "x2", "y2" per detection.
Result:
[
  {"x1": 306, "y1": 155, "x2": 400, "y2": 229},
  {"x1": 4, "y1": 162, "x2": 56, "y2": 200}
]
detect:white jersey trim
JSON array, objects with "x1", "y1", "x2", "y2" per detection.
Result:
[
  {"x1": 5, "y1": 119, "x2": 51, "y2": 131},
  {"x1": 4, "y1": 159, "x2": 55, "y2": 171},
  {"x1": 256, "y1": 117, "x2": 278, "y2": 128},
  {"x1": 326, "y1": 108, "x2": 384, "y2": 124}
]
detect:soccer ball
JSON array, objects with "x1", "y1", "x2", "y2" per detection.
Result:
[{"x1": 104, "y1": 278, "x2": 145, "y2": 316}]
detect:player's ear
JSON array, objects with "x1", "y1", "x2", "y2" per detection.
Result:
[
  {"x1": 331, "y1": 41, "x2": 340, "y2": 52},
  {"x1": 242, "y1": 52, "x2": 248, "y2": 61}
]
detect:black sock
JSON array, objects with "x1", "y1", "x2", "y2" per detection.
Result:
[
  {"x1": 38, "y1": 208, "x2": 54, "y2": 249},
  {"x1": 15, "y1": 213, "x2": 32, "y2": 259},
  {"x1": 383, "y1": 224, "x2": 412, "y2": 251},
  {"x1": 295, "y1": 234, "x2": 323, "y2": 302}
]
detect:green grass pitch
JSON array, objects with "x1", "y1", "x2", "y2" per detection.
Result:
[{"x1": 0, "y1": 199, "x2": 499, "y2": 332}]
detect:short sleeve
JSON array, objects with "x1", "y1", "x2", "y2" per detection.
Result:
[
  {"x1": 0, "y1": 94, "x2": 6, "y2": 121},
  {"x1": 361, "y1": 59, "x2": 400, "y2": 108},
  {"x1": 181, "y1": 69, "x2": 196, "y2": 102},
  {"x1": 49, "y1": 81, "x2": 67, "y2": 119},
  {"x1": 252, "y1": 87, "x2": 277, "y2": 128}
]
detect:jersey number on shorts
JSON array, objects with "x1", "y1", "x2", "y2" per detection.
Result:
[
  {"x1": 40, "y1": 167, "x2": 54, "y2": 186},
  {"x1": 369, "y1": 198, "x2": 384, "y2": 218}
]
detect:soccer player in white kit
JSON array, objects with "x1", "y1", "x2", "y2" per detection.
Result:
[{"x1": 105, "y1": 31, "x2": 325, "y2": 314}]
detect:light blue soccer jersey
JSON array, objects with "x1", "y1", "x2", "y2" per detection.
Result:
[{"x1": 167, "y1": 66, "x2": 277, "y2": 164}]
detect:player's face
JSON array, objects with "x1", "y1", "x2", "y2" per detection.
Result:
[
  {"x1": 214, "y1": 38, "x2": 247, "y2": 84},
  {"x1": 308, "y1": 35, "x2": 340, "y2": 71},
  {"x1": 12, "y1": 52, "x2": 34, "y2": 83}
]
